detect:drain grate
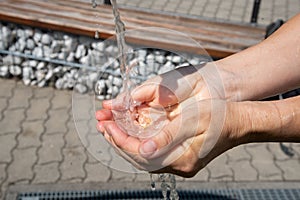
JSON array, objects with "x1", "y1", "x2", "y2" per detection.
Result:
[{"x1": 17, "y1": 188, "x2": 300, "y2": 200}]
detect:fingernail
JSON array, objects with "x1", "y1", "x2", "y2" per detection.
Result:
[{"x1": 140, "y1": 140, "x2": 157, "y2": 157}]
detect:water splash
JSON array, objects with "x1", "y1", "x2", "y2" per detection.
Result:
[
  {"x1": 150, "y1": 173, "x2": 156, "y2": 191},
  {"x1": 158, "y1": 174, "x2": 179, "y2": 200},
  {"x1": 91, "y1": 0, "x2": 97, "y2": 8},
  {"x1": 94, "y1": 30, "x2": 99, "y2": 39},
  {"x1": 149, "y1": 174, "x2": 180, "y2": 199}
]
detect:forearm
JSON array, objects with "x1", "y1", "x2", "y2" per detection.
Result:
[
  {"x1": 233, "y1": 95, "x2": 300, "y2": 144},
  {"x1": 216, "y1": 14, "x2": 300, "y2": 101}
]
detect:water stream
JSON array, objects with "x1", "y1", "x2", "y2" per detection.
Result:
[{"x1": 93, "y1": 1, "x2": 179, "y2": 199}]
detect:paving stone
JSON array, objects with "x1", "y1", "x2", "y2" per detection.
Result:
[
  {"x1": 26, "y1": 98, "x2": 50, "y2": 121},
  {"x1": 110, "y1": 169, "x2": 136, "y2": 182},
  {"x1": 268, "y1": 143, "x2": 295, "y2": 161},
  {"x1": 72, "y1": 96, "x2": 94, "y2": 121},
  {"x1": 153, "y1": 0, "x2": 168, "y2": 6},
  {"x1": 60, "y1": 178, "x2": 83, "y2": 184},
  {"x1": 190, "y1": 9, "x2": 202, "y2": 15},
  {"x1": 276, "y1": 159, "x2": 300, "y2": 181},
  {"x1": 138, "y1": 1, "x2": 153, "y2": 8},
  {"x1": 7, "y1": 85, "x2": 32, "y2": 109},
  {"x1": 229, "y1": 160, "x2": 258, "y2": 181},
  {"x1": 18, "y1": 120, "x2": 44, "y2": 148},
  {"x1": 246, "y1": 144, "x2": 283, "y2": 180},
  {"x1": 0, "y1": 134, "x2": 16, "y2": 163},
  {"x1": 65, "y1": 121, "x2": 82, "y2": 148},
  {"x1": 0, "y1": 164, "x2": 7, "y2": 185},
  {"x1": 0, "y1": 98, "x2": 8, "y2": 120},
  {"x1": 227, "y1": 145, "x2": 251, "y2": 162},
  {"x1": 134, "y1": 172, "x2": 153, "y2": 182},
  {"x1": 118, "y1": 0, "x2": 298, "y2": 25},
  {"x1": 291, "y1": 143, "x2": 300, "y2": 158},
  {"x1": 52, "y1": 90, "x2": 72, "y2": 110},
  {"x1": 0, "y1": 109, "x2": 25, "y2": 135},
  {"x1": 190, "y1": 168, "x2": 209, "y2": 181},
  {"x1": 83, "y1": 131, "x2": 112, "y2": 165},
  {"x1": 33, "y1": 85, "x2": 54, "y2": 98},
  {"x1": 84, "y1": 163, "x2": 110, "y2": 183},
  {"x1": 33, "y1": 162, "x2": 60, "y2": 184},
  {"x1": 60, "y1": 147, "x2": 86, "y2": 180},
  {"x1": 86, "y1": 150, "x2": 101, "y2": 164},
  {"x1": 38, "y1": 133, "x2": 64, "y2": 164},
  {"x1": 0, "y1": 79, "x2": 15, "y2": 98},
  {"x1": 206, "y1": 153, "x2": 233, "y2": 181},
  {"x1": 7, "y1": 148, "x2": 37, "y2": 183},
  {"x1": 45, "y1": 109, "x2": 69, "y2": 134}
]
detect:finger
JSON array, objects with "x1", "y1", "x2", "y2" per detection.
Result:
[
  {"x1": 139, "y1": 102, "x2": 200, "y2": 159},
  {"x1": 95, "y1": 109, "x2": 113, "y2": 121},
  {"x1": 132, "y1": 81, "x2": 179, "y2": 108},
  {"x1": 139, "y1": 117, "x2": 181, "y2": 158},
  {"x1": 103, "y1": 93, "x2": 133, "y2": 110},
  {"x1": 131, "y1": 81, "x2": 156, "y2": 104},
  {"x1": 96, "y1": 121, "x2": 105, "y2": 133},
  {"x1": 103, "y1": 121, "x2": 141, "y2": 154}
]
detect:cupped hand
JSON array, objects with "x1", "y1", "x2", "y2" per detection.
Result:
[{"x1": 96, "y1": 64, "x2": 237, "y2": 177}]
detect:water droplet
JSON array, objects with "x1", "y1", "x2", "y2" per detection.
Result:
[
  {"x1": 150, "y1": 174, "x2": 156, "y2": 191},
  {"x1": 91, "y1": 0, "x2": 97, "y2": 8},
  {"x1": 95, "y1": 31, "x2": 99, "y2": 39}
]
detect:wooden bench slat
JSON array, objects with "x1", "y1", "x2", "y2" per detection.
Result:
[
  {"x1": 50, "y1": 0, "x2": 264, "y2": 39},
  {"x1": 4, "y1": 1, "x2": 260, "y2": 48},
  {"x1": 0, "y1": 0, "x2": 266, "y2": 58}
]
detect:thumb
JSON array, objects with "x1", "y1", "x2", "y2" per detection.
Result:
[
  {"x1": 138, "y1": 116, "x2": 189, "y2": 159},
  {"x1": 131, "y1": 81, "x2": 179, "y2": 108},
  {"x1": 139, "y1": 99, "x2": 201, "y2": 159},
  {"x1": 131, "y1": 81, "x2": 157, "y2": 105}
]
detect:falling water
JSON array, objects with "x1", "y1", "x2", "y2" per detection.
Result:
[
  {"x1": 110, "y1": 0, "x2": 130, "y2": 95},
  {"x1": 91, "y1": 0, "x2": 97, "y2": 8},
  {"x1": 107, "y1": 0, "x2": 179, "y2": 199}
]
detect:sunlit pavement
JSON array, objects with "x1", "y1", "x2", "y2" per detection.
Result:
[
  {"x1": 1, "y1": 78, "x2": 300, "y2": 199},
  {"x1": 1, "y1": 1, "x2": 300, "y2": 198}
]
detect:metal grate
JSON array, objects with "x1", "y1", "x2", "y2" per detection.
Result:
[{"x1": 17, "y1": 188, "x2": 300, "y2": 200}]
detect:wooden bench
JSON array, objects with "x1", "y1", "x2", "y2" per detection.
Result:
[{"x1": 0, "y1": 0, "x2": 266, "y2": 58}]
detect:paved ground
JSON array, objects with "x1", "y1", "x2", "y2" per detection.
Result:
[
  {"x1": 117, "y1": 0, "x2": 300, "y2": 25},
  {"x1": 1, "y1": 1, "x2": 300, "y2": 199},
  {"x1": 1, "y1": 78, "x2": 300, "y2": 199}
]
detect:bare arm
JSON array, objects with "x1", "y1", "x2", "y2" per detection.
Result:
[
  {"x1": 236, "y1": 95, "x2": 300, "y2": 144},
  {"x1": 216, "y1": 14, "x2": 300, "y2": 101}
]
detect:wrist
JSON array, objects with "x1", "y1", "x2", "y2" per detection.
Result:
[
  {"x1": 197, "y1": 61, "x2": 243, "y2": 101},
  {"x1": 224, "y1": 101, "x2": 250, "y2": 147},
  {"x1": 233, "y1": 100, "x2": 286, "y2": 144},
  {"x1": 214, "y1": 60, "x2": 244, "y2": 101}
]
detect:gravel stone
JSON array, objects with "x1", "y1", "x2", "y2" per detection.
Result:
[
  {"x1": 32, "y1": 46, "x2": 43, "y2": 57},
  {"x1": 26, "y1": 39, "x2": 35, "y2": 50},
  {"x1": 41, "y1": 34, "x2": 52, "y2": 45},
  {"x1": 3, "y1": 55, "x2": 13, "y2": 65},
  {"x1": 33, "y1": 30, "x2": 42, "y2": 43},
  {"x1": 0, "y1": 22, "x2": 206, "y2": 96},
  {"x1": 0, "y1": 66, "x2": 9, "y2": 77},
  {"x1": 75, "y1": 83, "x2": 88, "y2": 94},
  {"x1": 75, "y1": 44, "x2": 87, "y2": 59},
  {"x1": 9, "y1": 65, "x2": 22, "y2": 76}
]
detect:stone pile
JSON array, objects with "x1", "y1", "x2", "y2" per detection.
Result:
[{"x1": 0, "y1": 22, "x2": 207, "y2": 98}]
